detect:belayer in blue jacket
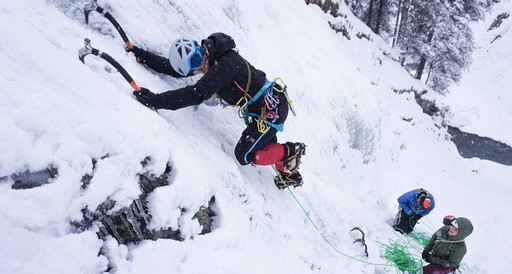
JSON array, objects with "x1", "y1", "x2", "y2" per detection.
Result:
[{"x1": 393, "y1": 188, "x2": 435, "y2": 234}]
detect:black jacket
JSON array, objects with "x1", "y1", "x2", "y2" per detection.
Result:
[{"x1": 141, "y1": 33, "x2": 268, "y2": 111}]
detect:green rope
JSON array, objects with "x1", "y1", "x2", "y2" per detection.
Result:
[
  {"x1": 410, "y1": 232, "x2": 431, "y2": 247},
  {"x1": 271, "y1": 165, "x2": 390, "y2": 268},
  {"x1": 421, "y1": 216, "x2": 439, "y2": 232},
  {"x1": 377, "y1": 231, "x2": 431, "y2": 273},
  {"x1": 377, "y1": 240, "x2": 423, "y2": 273},
  {"x1": 270, "y1": 166, "x2": 444, "y2": 273}
]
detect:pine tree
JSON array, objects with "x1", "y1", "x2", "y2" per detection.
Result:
[
  {"x1": 397, "y1": 1, "x2": 437, "y2": 77},
  {"x1": 463, "y1": 0, "x2": 490, "y2": 21},
  {"x1": 375, "y1": 0, "x2": 397, "y2": 37},
  {"x1": 425, "y1": 2, "x2": 473, "y2": 92},
  {"x1": 393, "y1": 0, "x2": 410, "y2": 47},
  {"x1": 397, "y1": 0, "x2": 483, "y2": 92},
  {"x1": 346, "y1": 0, "x2": 396, "y2": 38},
  {"x1": 344, "y1": 0, "x2": 489, "y2": 92},
  {"x1": 346, "y1": 0, "x2": 367, "y2": 19}
]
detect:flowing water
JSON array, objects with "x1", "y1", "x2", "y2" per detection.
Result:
[{"x1": 448, "y1": 126, "x2": 512, "y2": 166}]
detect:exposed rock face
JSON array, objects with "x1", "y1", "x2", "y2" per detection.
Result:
[
  {"x1": 3, "y1": 156, "x2": 216, "y2": 245},
  {"x1": 73, "y1": 158, "x2": 217, "y2": 245},
  {"x1": 8, "y1": 166, "x2": 59, "y2": 190}
]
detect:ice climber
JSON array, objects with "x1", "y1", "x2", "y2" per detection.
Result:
[
  {"x1": 128, "y1": 32, "x2": 305, "y2": 189},
  {"x1": 422, "y1": 217, "x2": 473, "y2": 274},
  {"x1": 393, "y1": 188, "x2": 435, "y2": 234}
]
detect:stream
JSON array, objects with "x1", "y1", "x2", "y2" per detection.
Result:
[{"x1": 447, "y1": 126, "x2": 512, "y2": 166}]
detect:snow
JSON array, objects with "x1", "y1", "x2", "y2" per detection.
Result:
[
  {"x1": 442, "y1": 0, "x2": 512, "y2": 145},
  {"x1": 0, "y1": 0, "x2": 511, "y2": 273}
]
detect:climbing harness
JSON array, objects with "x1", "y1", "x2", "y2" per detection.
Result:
[
  {"x1": 245, "y1": 80, "x2": 285, "y2": 133},
  {"x1": 226, "y1": 61, "x2": 296, "y2": 133}
]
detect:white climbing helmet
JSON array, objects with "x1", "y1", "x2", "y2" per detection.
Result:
[{"x1": 168, "y1": 37, "x2": 205, "y2": 76}]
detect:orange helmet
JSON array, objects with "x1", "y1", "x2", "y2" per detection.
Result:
[
  {"x1": 422, "y1": 197, "x2": 432, "y2": 209},
  {"x1": 443, "y1": 215, "x2": 456, "y2": 225}
]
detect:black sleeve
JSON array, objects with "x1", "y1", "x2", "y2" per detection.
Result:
[
  {"x1": 152, "y1": 85, "x2": 206, "y2": 110},
  {"x1": 152, "y1": 60, "x2": 236, "y2": 110},
  {"x1": 194, "y1": 58, "x2": 236, "y2": 96},
  {"x1": 137, "y1": 49, "x2": 184, "y2": 78}
]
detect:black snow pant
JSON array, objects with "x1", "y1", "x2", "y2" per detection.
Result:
[{"x1": 393, "y1": 208, "x2": 421, "y2": 234}]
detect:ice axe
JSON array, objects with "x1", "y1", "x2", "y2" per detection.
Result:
[
  {"x1": 84, "y1": 1, "x2": 141, "y2": 62},
  {"x1": 350, "y1": 226, "x2": 369, "y2": 258},
  {"x1": 79, "y1": 38, "x2": 141, "y2": 91}
]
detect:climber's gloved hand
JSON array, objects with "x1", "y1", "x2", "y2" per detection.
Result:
[
  {"x1": 133, "y1": 87, "x2": 156, "y2": 108},
  {"x1": 126, "y1": 46, "x2": 146, "y2": 63}
]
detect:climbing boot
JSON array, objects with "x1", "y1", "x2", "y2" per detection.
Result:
[
  {"x1": 283, "y1": 142, "x2": 306, "y2": 174},
  {"x1": 274, "y1": 171, "x2": 303, "y2": 189}
]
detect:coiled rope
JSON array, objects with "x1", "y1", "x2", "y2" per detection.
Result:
[
  {"x1": 272, "y1": 166, "x2": 389, "y2": 268},
  {"x1": 272, "y1": 165, "x2": 433, "y2": 272}
]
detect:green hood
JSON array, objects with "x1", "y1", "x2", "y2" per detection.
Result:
[{"x1": 450, "y1": 217, "x2": 473, "y2": 241}]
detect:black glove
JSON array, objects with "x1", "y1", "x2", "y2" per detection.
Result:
[
  {"x1": 424, "y1": 254, "x2": 432, "y2": 263},
  {"x1": 133, "y1": 87, "x2": 156, "y2": 108},
  {"x1": 422, "y1": 250, "x2": 430, "y2": 260},
  {"x1": 126, "y1": 46, "x2": 146, "y2": 63}
]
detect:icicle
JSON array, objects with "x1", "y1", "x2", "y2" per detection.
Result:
[
  {"x1": 133, "y1": 199, "x2": 151, "y2": 229},
  {"x1": 98, "y1": 226, "x2": 109, "y2": 239},
  {"x1": 119, "y1": 211, "x2": 136, "y2": 239},
  {"x1": 125, "y1": 209, "x2": 144, "y2": 241},
  {"x1": 104, "y1": 217, "x2": 123, "y2": 244}
]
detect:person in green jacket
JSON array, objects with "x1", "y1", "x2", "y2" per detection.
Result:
[{"x1": 422, "y1": 217, "x2": 474, "y2": 274}]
